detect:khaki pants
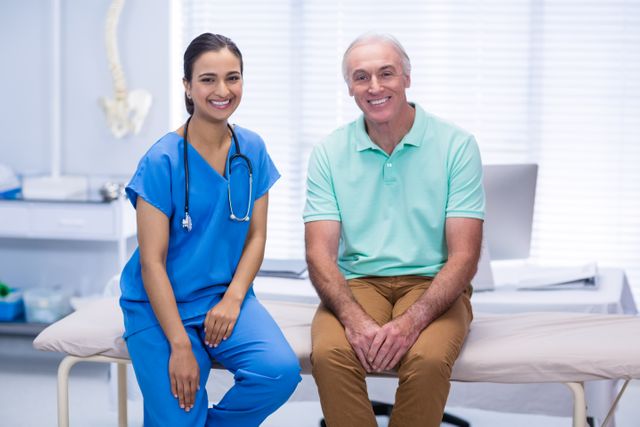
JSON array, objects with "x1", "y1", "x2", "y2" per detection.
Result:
[{"x1": 311, "y1": 276, "x2": 473, "y2": 427}]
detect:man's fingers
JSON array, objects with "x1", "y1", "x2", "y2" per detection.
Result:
[
  {"x1": 355, "y1": 346, "x2": 373, "y2": 372},
  {"x1": 384, "y1": 349, "x2": 406, "y2": 371},
  {"x1": 367, "y1": 332, "x2": 385, "y2": 363},
  {"x1": 377, "y1": 344, "x2": 399, "y2": 371},
  {"x1": 371, "y1": 340, "x2": 393, "y2": 371}
]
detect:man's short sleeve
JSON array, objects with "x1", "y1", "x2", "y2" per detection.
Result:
[
  {"x1": 446, "y1": 136, "x2": 485, "y2": 219},
  {"x1": 303, "y1": 145, "x2": 341, "y2": 222},
  {"x1": 125, "y1": 149, "x2": 173, "y2": 218}
]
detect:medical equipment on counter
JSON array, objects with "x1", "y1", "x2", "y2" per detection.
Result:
[
  {"x1": 21, "y1": 175, "x2": 88, "y2": 200},
  {"x1": 0, "y1": 283, "x2": 24, "y2": 321},
  {"x1": 182, "y1": 117, "x2": 253, "y2": 232},
  {"x1": 0, "y1": 165, "x2": 20, "y2": 199}
]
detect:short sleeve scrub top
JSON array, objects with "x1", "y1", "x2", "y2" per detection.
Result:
[{"x1": 119, "y1": 126, "x2": 280, "y2": 338}]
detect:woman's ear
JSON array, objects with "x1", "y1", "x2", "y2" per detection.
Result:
[{"x1": 183, "y1": 78, "x2": 191, "y2": 98}]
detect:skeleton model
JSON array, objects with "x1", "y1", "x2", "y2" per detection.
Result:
[{"x1": 100, "y1": 0, "x2": 152, "y2": 138}]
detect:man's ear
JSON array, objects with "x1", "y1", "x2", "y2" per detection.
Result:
[
  {"x1": 405, "y1": 74, "x2": 411, "y2": 89},
  {"x1": 348, "y1": 83, "x2": 354, "y2": 97}
]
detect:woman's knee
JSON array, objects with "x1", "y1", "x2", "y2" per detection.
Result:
[{"x1": 253, "y1": 351, "x2": 301, "y2": 398}]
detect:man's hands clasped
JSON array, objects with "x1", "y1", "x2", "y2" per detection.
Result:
[{"x1": 345, "y1": 313, "x2": 421, "y2": 373}]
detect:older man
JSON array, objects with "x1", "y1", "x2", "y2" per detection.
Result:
[{"x1": 303, "y1": 33, "x2": 485, "y2": 427}]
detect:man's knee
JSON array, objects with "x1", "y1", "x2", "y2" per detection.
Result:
[
  {"x1": 311, "y1": 344, "x2": 359, "y2": 375},
  {"x1": 401, "y1": 350, "x2": 454, "y2": 382}
]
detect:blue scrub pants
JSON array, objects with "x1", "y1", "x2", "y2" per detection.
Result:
[{"x1": 126, "y1": 294, "x2": 301, "y2": 427}]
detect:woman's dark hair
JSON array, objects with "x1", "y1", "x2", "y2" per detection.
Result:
[{"x1": 183, "y1": 33, "x2": 243, "y2": 115}]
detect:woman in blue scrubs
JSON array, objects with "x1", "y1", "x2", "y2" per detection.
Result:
[{"x1": 119, "y1": 33, "x2": 301, "y2": 426}]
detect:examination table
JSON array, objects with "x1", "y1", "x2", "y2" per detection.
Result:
[{"x1": 33, "y1": 297, "x2": 640, "y2": 427}]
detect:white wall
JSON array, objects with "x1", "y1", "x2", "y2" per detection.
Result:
[
  {"x1": 0, "y1": 0, "x2": 173, "y2": 294},
  {"x1": 1, "y1": 0, "x2": 173, "y2": 177}
]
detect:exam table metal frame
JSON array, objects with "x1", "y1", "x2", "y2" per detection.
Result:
[
  {"x1": 41, "y1": 300, "x2": 640, "y2": 427},
  {"x1": 56, "y1": 353, "x2": 630, "y2": 427}
]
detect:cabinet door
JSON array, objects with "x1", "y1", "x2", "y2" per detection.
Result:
[
  {"x1": 0, "y1": 203, "x2": 30, "y2": 236},
  {"x1": 29, "y1": 204, "x2": 116, "y2": 239}
]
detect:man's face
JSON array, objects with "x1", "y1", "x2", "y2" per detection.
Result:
[{"x1": 345, "y1": 41, "x2": 411, "y2": 125}]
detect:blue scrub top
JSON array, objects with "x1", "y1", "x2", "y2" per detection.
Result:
[{"x1": 120, "y1": 126, "x2": 280, "y2": 337}]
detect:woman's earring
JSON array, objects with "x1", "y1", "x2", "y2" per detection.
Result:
[{"x1": 187, "y1": 93, "x2": 192, "y2": 100}]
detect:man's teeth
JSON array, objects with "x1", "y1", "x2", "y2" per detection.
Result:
[{"x1": 369, "y1": 98, "x2": 388, "y2": 105}]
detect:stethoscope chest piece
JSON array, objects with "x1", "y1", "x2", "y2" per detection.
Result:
[{"x1": 181, "y1": 212, "x2": 192, "y2": 232}]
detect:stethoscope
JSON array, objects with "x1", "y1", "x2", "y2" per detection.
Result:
[{"x1": 181, "y1": 117, "x2": 253, "y2": 232}]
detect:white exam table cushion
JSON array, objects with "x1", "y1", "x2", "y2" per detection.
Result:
[{"x1": 33, "y1": 298, "x2": 640, "y2": 384}]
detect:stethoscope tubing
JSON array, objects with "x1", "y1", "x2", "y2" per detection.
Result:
[{"x1": 182, "y1": 117, "x2": 253, "y2": 232}]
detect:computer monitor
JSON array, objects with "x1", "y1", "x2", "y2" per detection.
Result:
[
  {"x1": 472, "y1": 163, "x2": 538, "y2": 290},
  {"x1": 483, "y1": 164, "x2": 538, "y2": 260}
]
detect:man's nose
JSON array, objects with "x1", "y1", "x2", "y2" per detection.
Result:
[{"x1": 368, "y1": 76, "x2": 382, "y2": 93}]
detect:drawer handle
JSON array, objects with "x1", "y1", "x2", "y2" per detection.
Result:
[{"x1": 57, "y1": 218, "x2": 87, "y2": 227}]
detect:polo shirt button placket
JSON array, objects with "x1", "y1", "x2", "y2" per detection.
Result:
[{"x1": 383, "y1": 160, "x2": 396, "y2": 184}]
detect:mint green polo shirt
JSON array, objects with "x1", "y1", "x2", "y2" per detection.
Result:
[{"x1": 303, "y1": 103, "x2": 485, "y2": 279}]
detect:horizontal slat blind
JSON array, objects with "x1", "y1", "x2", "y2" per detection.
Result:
[
  {"x1": 182, "y1": 0, "x2": 305, "y2": 258},
  {"x1": 181, "y1": 0, "x2": 640, "y2": 299}
]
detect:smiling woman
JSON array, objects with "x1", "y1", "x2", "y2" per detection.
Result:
[{"x1": 118, "y1": 32, "x2": 301, "y2": 427}]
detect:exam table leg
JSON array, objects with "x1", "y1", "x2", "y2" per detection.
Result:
[{"x1": 565, "y1": 382, "x2": 590, "y2": 427}]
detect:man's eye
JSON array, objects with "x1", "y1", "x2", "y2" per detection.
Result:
[{"x1": 355, "y1": 74, "x2": 368, "y2": 81}]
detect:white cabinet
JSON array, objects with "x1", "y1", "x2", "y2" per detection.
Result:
[
  {"x1": 0, "y1": 198, "x2": 136, "y2": 269},
  {"x1": 0, "y1": 198, "x2": 137, "y2": 333}
]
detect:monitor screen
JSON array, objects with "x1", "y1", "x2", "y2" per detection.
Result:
[
  {"x1": 483, "y1": 163, "x2": 538, "y2": 260},
  {"x1": 472, "y1": 164, "x2": 538, "y2": 291}
]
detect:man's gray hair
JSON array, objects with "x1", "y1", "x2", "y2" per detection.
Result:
[{"x1": 341, "y1": 32, "x2": 412, "y2": 83}]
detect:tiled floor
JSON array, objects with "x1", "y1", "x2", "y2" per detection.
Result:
[{"x1": 1, "y1": 335, "x2": 638, "y2": 427}]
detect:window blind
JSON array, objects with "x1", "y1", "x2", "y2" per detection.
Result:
[{"x1": 180, "y1": 0, "x2": 640, "y2": 298}]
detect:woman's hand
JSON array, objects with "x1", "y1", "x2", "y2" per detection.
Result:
[
  {"x1": 204, "y1": 296, "x2": 242, "y2": 347},
  {"x1": 169, "y1": 343, "x2": 200, "y2": 412}
]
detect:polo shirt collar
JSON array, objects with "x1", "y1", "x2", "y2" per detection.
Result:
[{"x1": 354, "y1": 103, "x2": 428, "y2": 152}]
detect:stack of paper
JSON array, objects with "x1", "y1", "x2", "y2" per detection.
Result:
[
  {"x1": 515, "y1": 262, "x2": 599, "y2": 290},
  {"x1": 258, "y1": 259, "x2": 308, "y2": 279}
]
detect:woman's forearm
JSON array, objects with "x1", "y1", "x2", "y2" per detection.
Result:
[
  {"x1": 141, "y1": 261, "x2": 191, "y2": 349},
  {"x1": 225, "y1": 232, "x2": 266, "y2": 302}
]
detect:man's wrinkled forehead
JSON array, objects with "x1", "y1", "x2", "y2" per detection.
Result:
[{"x1": 346, "y1": 41, "x2": 404, "y2": 75}]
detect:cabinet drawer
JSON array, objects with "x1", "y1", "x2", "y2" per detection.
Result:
[
  {"x1": 0, "y1": 204, "x2": 30, "y2": 236},
  {"x1": 29, "y1": 205, "x2": 116, "y2": 239}
]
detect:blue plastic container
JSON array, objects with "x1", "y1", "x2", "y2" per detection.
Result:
[{"x1": 0, "y1": 289, "x2": 25, "y2": 321}]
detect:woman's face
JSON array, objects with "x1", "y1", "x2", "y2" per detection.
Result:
[{"x1": 184, "y1": 48, "x2": 243, "y2": 123}]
